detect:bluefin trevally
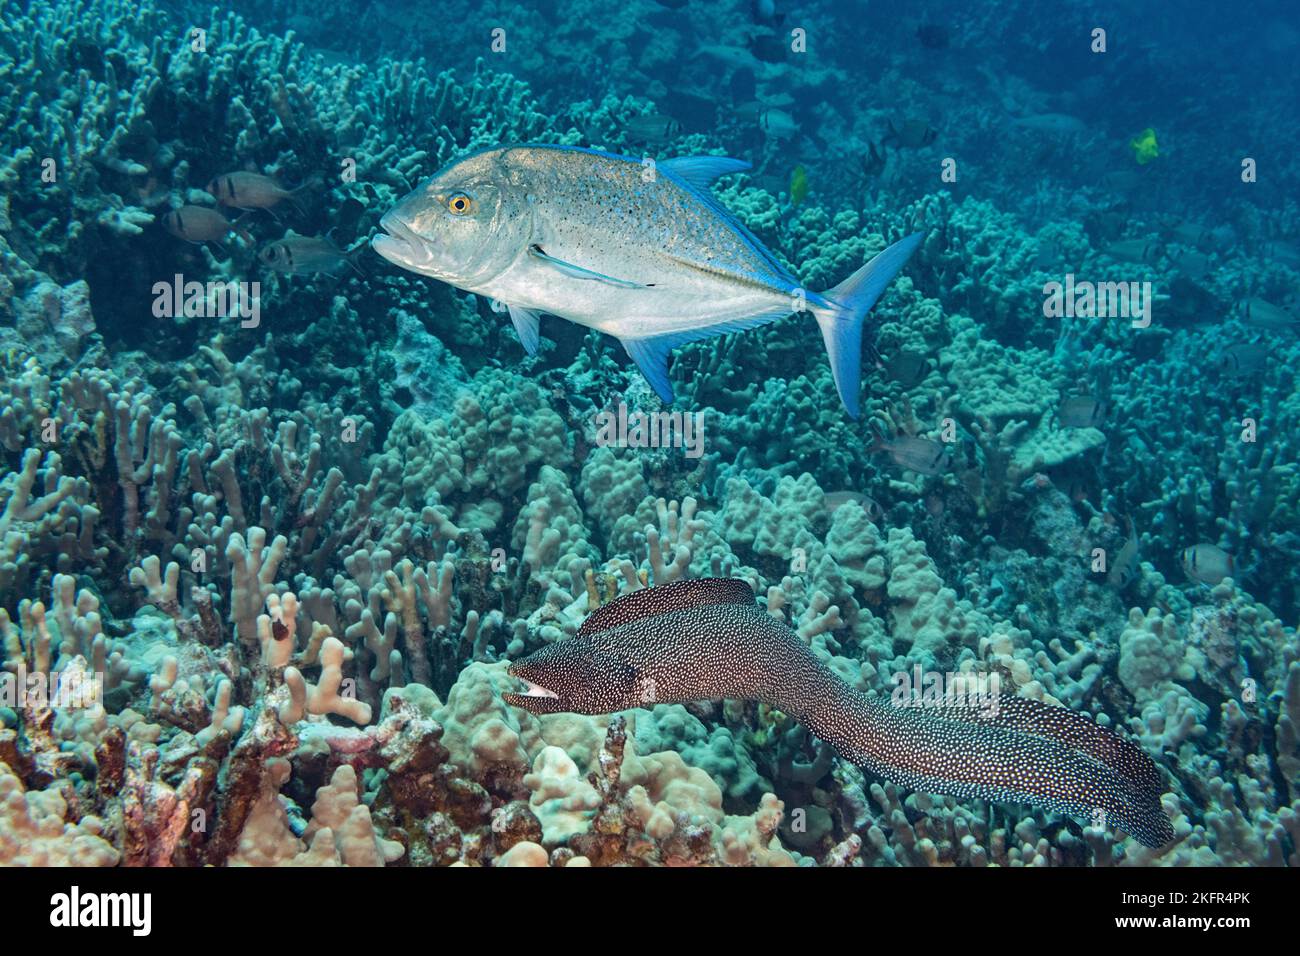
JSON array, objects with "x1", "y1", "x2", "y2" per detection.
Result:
[{"x1": 371, "y1": 144, "x2": 922, "y2": 416}]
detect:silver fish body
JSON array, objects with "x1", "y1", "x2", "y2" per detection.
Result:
[
  {"x1": 1105, "y1": 238, "x2": 1161, "y2": 263},
  {"x1": 1107, "y1": 518, "x2": 1139, "y2": 588},
  {"x1": 870, "y1": 428, "x2": 950, "y2": 475},
  {"x1": 208, "y1": 171, "x2": 306, "y2": 212},
  {"x1": 886, "y1": 117, "x2": 938, "y2": 148},
  {"x1": 1183, "y1": 544, "x2": 1234, "y2": 586},
  {"x1": 1059, "y1": 394, "x2": 1106, "y2": 428},
  {"x1": 164, "y1": 205, "x2": 248, "y2": 245},
  {"x1": 208, "y1": 172, "x2": 292, "y2": 210},
  {"x1": 372, "y1": 145, "x2": 922, "y2": 416},
  {"x1": 1243, "y1": 298, "x2": 1298, "y2": 331},
  {"x1": 1174, "y1": 249, "x2": 1210, "y2": 280},
  {"x1": 1167, "y1": 221, "x2": 1232, "y2": 252},
  {"x1": 621, "y1": 114, "x2": 683, "y2": 145},
  {"x1": 259, "y1": 235, "x2": 364, "y2": 275},
  {"x1": 757, "y1": 107, "x2": 798, "y2": 139},
  {"x1": 1220, "y1": 342, "x2": 1267, "y2": 374}
]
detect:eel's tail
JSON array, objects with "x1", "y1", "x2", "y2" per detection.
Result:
[{"x1": 843, "y1": 693, "x2": 1174, "y2": 848}]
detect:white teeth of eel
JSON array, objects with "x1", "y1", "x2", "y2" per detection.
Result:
[{"x1": 519, "y1": 680, "x2": 558, "y2": 698}]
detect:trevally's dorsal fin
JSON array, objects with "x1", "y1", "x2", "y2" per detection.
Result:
[
  {"x1": 507, "y1": 304, "x2": 541, "y2": 355},
  {"x1": 578, "y1": 578, "x2": 757, "y2": 637},
  {"x1": 661, "y1": 156, "x2": 751, "y2": 191},
  {"x1": 529, "y1": 244, "x2": 645, "y2": 288}
]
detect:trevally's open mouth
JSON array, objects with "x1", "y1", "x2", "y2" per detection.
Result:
[{"x1": 371, "y1": 212, "x2": 435, "y2": 273}]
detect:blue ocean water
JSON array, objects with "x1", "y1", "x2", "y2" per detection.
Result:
[{"x1": 1, "y1": 0, "x2": 1298, "y2": 872}]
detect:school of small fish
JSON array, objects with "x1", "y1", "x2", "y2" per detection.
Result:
[{"x1": 163, "y1": 169, "x2": 365, "y2": 278}]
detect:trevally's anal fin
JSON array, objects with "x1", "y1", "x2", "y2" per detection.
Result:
[
  {"x1": 621, "y1": 337, "x2": 677, "y2": 402},
  {"x1": 619, "y1": 308, "x2": 793, "y2": 404}
]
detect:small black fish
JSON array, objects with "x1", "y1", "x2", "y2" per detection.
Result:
[
  {"x1": 1104, "y1": 238, "x2": 1160, "y2": 264},
  {"x1": 1243, "y1": 298, "x2": 1298, "y2": 331},
  {"x1": 1058, "y1": 394, "x2": 1106, "y2": 429},
  {"x1": 163, "y1": 205, "x2": 251, "y2": 246},
  {"x1": 883, "y1": 350, "x2": 929, "y2": 388},
  {"x1": 860, "y1": 140, "x2": 886, "y2": 178},
  {"x1": 334, "y1": 196, "x2": 367, "y2": 237},
  {"x1": 1175, "y1": 251, "x2": 1214, "y2": 282},
  {"x1": 1262, "y1": 239, "x2": 1300, "y2": 270},
  {"x1": 206, "y1": 171, "x2": 316, "y2": 214},
  {"x1": 750, "y1": 33, "x2": 786, "y2": 64},
  {"x1": 660, "y1": 90, "x2": 716, "y2": 133},
  {"x1": 1034, "y1": 239, "x2": 1064, "y2": 270},
  {"x1": 883, "y1": 118, "x2": 937, "y2": 149}
]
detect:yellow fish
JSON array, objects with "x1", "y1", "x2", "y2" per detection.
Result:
[
  {"x1": 789, "y1": 164, "x2": 809, "y2": 205},
  {"x1": 1130, "y1": 127, "x2": 1159, "y2": 165}
]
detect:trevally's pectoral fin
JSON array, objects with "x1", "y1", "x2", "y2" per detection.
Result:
[
  {"x1": 661, "y1": 156, "x2": 751, "y2": 191},
  {"x1": 620, "y1": 309, "x2": 793, "y2": 404},
  {"x1": 529, "y1": 245, "x2": 645, "y2": 288},
  {"x1": 507, "y1": 304, "x2": 541, "y2": 356}
]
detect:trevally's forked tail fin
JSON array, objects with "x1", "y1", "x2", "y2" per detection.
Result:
[{"x1": 812, "y1": 231, "x2": 924, "y2": 418}]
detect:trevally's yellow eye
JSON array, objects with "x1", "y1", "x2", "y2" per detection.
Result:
[{"x1": 447, "y1": 193, "x2": 472, "y2": 214}]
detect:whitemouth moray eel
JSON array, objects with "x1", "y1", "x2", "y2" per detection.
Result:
[{"x1": 503, "y1": 578, "x2": 1174, "y2": 848}]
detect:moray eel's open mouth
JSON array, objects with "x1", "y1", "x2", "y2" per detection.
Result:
[
  {"x1": 514, "y1": 678, "x2": 558, "y2": 699},
  {"x1": 503, "y1": 666, "x2": 567, "y2": 714}
]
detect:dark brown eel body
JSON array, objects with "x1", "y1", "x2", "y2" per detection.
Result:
[{"x1": 504, "y1": 578, "x2": 1174, "y2": 848}]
